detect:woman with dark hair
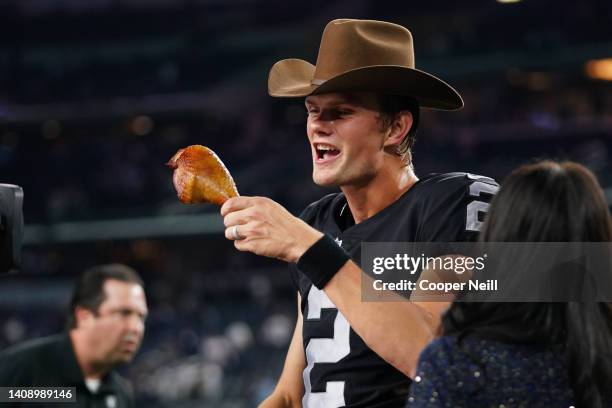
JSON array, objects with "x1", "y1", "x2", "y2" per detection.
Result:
[{"x1": 407, "y1": 161, "x2": 612, "y2": 407}]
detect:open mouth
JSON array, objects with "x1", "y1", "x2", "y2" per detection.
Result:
[{"x1": 314, "y1": 143, "x2": 341, "y2": 163}]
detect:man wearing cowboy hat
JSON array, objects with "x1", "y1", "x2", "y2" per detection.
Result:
[{"x1": 221, "y1": 19, "x2": 498, "y2": 407}]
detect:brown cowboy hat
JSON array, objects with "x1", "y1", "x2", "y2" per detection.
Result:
[{"x1": 268, "y1": 19, "x2": 463, "y2": 110}]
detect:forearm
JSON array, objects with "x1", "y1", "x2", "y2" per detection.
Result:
[
  {"x1": 323, "y1": 260, "x2": 436, "y2": 378},
  {"x1": 220, "y1": 198, "x2": 437, "y2": 376}
]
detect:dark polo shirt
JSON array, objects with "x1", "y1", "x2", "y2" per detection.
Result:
[{"x1": 0, "y1": 333, "x2": 134, "y2": 408}]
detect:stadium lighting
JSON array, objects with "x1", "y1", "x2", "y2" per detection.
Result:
[
  {"x1": 497, "y1": 0, "x2": 522, "y2": 3},
  {"x1": 131, "y1": 115, "x2": 154, "y2": 135},
  {"x1": 585, "y1": 58, "x2": 612, "y2": 81}
]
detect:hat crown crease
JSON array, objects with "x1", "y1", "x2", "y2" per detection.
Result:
[
  {"x1": 313, "y1": 19, "x2": 415, "y2": 82},
  {"x1": 267, "y1": 18, "x2": 463, "y2": 110}
]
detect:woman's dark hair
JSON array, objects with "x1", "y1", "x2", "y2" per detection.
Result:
[
  {"x1": 67, "y1": 263, "x2": 144, "y2": 329},
  {"x1": 443, "y1": 161, "x2": 612, "y2": 408}
]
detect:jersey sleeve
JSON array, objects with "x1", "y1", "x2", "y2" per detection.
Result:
[
  {"x1": 419, "y1": 173, "x2": 499, "y2": 242},
  {"x1": 288, "y1": 263, "x2": 300, "y2": 292}
]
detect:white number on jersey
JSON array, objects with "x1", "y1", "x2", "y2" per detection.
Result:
[
  {"x1": 466, "y1": 175, "x2": 499, "y2": 232},
  {"x1": 302, "y1": 286, "x2": 351, "y2": 408}
]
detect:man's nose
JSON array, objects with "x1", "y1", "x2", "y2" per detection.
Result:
[
  {"x1": 126, "y1": 314, "x2": 145, "y2": 335},
  {"x1": 310, "y1": 115, "x2": 333, "y2": 136}
]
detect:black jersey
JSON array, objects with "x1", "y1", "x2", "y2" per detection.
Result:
[{"x1": 290, "y1": 173, "x2": 499, "y2": 408}]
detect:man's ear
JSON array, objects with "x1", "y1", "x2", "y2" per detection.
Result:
[
  {"x1": 74, "y1": 306, "x2": 95, "y2": 329},
  {"x1": 383, "y1": 110, "x2": 413, "y2": 148}
]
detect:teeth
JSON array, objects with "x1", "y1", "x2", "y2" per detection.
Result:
[{"x1": 315, "y1": 144, "x2": 338, "y2": 151}]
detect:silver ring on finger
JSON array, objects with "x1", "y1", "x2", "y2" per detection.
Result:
[{"x1": 231, "y1": 225, "x2": 244, "y2": 240}]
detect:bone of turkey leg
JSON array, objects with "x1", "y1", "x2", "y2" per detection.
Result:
[{"x1": 167, "y1": 145, "x2": 239, "y2": 205}]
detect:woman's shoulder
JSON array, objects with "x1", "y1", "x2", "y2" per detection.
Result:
[
  {"x1": 408, "y1": 336, "x2": 486, "y2": 406},
  {"x1": 415, "y1": 335, "x2": 486, "y2": 391},
  {"x1": 419, "y1": 335, "x2": 565, "y2": 370},
  {"x1": 411, "y1": 335, "x2": 573, "y2": 406}
]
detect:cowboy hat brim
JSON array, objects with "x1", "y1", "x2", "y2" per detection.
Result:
[{"x1": 268, "y1": 58, "x2": 463, "y2": 111}]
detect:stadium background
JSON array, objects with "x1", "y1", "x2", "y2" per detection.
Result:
[{"x1": 1, "y1": 0, "x2": 611, "y2": 406}]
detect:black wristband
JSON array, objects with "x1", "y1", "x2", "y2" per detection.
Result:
[{"x1": 297, "y1": 234, "x2": 351, "y2": 289}]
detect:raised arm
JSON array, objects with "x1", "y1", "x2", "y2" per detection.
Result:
[
  {"x1": 324, "y1": 260, "x2": 441, "y2": 377},
  {"x1": 221, "y1": 196, "x2": 440, "y2": 378}
]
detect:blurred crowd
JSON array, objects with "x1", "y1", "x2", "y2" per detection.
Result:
[
  {"x1": 1, "y1": 77, "x2": 611, "y2": 223},
  {"x1": 0, "y1": 236, "x2": 296, "y2": 407},
  {"x1": 1, "y1": 0, "x2": 611, "y2": 406},
  {"x1": 1, "y1": 80, "x2": 610, "y2": 406}
]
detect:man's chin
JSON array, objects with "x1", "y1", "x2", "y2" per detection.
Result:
[
  {"x1": 312, "y1": 178, "x2": 338, "y2": 187},
  {"x1": 312, "y1": 171, "x2": 339, "y2": 187},
  {"x1": 115, "y1": 350, "x2": 138, "y2": 363},
  {"x1": 114, "y1": 355, "x2": 134, "y2": 365}
]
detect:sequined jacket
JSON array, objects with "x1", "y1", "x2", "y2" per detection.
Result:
[{"x1": 407, "y1": 336, "x2": 576, "y2": 408}]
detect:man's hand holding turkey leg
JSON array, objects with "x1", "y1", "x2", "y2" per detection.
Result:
[{"x1": 221, "y1": 196, "x2": 323, "y2": 263}]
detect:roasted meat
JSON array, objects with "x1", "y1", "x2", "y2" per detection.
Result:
[{"x1": 167, "y1": 145, "x2": 239, "y2": 205}]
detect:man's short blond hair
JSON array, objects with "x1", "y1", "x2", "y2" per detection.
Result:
[{"x1": 376, "y1": 95, "x2": 420, "y2": 169}]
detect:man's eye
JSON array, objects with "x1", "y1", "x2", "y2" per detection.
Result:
[{"x1": 332, "y1": 108, "x2": 353, "y2": 116}]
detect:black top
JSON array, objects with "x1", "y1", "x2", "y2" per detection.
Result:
[
  {"x1": 407, "y1": 336, "x2": 577, "y2": 407},
  {"x1": 291, "y1": 173, "x2": 499, "y2": 408},
  {"x1": 0, "y1": 333, "x2": 135, "y2": 408}
]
